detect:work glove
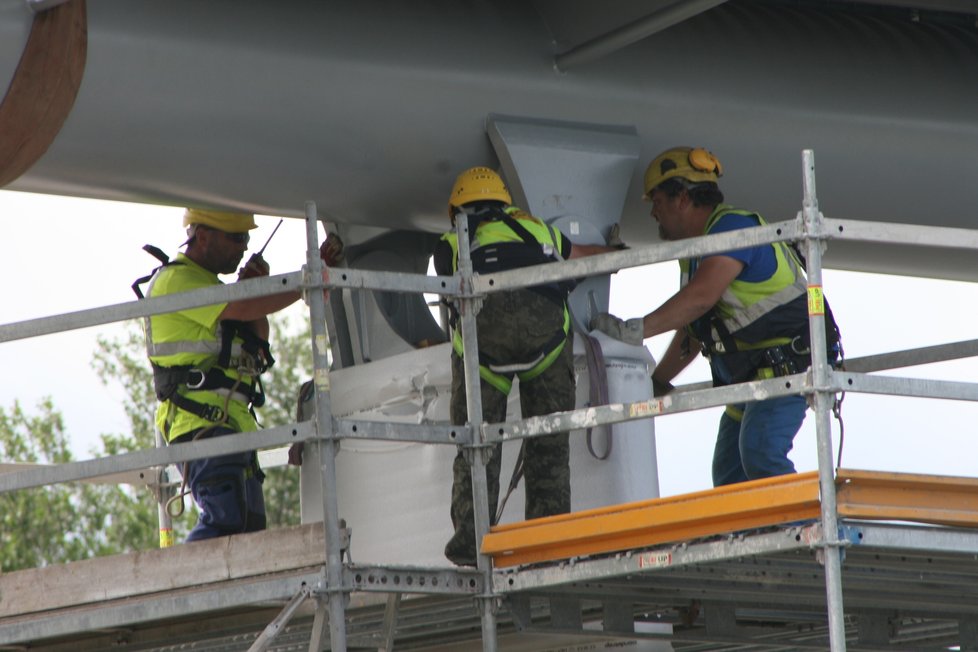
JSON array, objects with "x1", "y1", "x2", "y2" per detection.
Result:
[
  {"x1": 591, "y1": 312, "x2": 644, "y2": 346},
  {"x1": 607, "y1": 223, "x2": 628, "y2": 250},
  {"x1": 320, "y1": 232, "x2": 345, "y2": 266}
]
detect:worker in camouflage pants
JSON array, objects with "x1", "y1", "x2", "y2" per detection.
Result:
[
  {"x1": 435, "y1": 167, "x2": 622, "y2": 566},
  {"x1": 444, "y1": 290, "x2": 574, "y2": 566}
]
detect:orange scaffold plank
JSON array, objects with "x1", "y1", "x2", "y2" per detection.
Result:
[
  {"x1": 835, "y1": 468, "x2": 978, "y2": 527},
  {"x1": 481, "y1": 471, "x2": 822, "y2": 568},
  {"x1": 482, "y1": 469, "x2": 978, "y2": 568}
]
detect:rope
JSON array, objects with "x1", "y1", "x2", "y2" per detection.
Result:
[
  {"x1": 493, "y1": 331, "x2": 613, "y2": 523},
  {"x1": 494, "y1": 442, "x2": 524, "y2": 525},
  {"x1": 833, "y1": 341, "x2": 847, "y2": 469}
]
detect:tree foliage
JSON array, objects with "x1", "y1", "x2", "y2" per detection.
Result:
[{"x1": 0, "y1": 313, "x2": 312, "y2": 572}]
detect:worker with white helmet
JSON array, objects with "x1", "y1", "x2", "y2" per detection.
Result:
[
  {"x1": 141, "y1": 208, "x2": 341, "y2": 541},
  {"x1": 435, "y1": 167, "x2": 622, "y2": 566},
  {"x1": 593, "y1": 147, "x2": 841, "y2": 487}
]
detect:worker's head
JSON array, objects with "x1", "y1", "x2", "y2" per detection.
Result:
[
  {"x1": 447, "y1": 167, "x2": 512, "y2": 222},
  {"x1": 182, "y1": 208, "x2": 257, "y2": 274},
  {"x1": 643, "y1": 147, "x2": 724, "y2": 240}
]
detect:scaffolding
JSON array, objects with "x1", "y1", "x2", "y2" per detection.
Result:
[{"x1": 4, "y1": 150, "x2": 978, "y2": 651}]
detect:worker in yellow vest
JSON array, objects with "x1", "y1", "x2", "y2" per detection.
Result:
[
  {"x1": 594, "y1": 147, "x2": 841, "y2": 486},
  {"x1": 142, "y1": 208, "x2": 341, "y2": 541},
  {"x1": 435, "y1": 167, "x2": 622, "y2": 566}
]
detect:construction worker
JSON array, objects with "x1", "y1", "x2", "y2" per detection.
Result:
[
  {"x1": 434, "y1": 167, "x2": 622, "y2": 566},
  {"x1": 593, "y1": 147, "x2": 840, "y2": 487},
  {"x1": 143, "y1": 209, "x2": 341, "y2": 541}
]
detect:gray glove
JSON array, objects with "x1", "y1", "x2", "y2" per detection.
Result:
[
  {"x1": 607, "y1": 223, "x2": 628, "y2": 250},
  {"x1": 591, "y1": 313, "x2": 644, "y2": 345}
]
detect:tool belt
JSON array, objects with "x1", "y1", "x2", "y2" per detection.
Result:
[
  {"x1": 152, "y1": 363, "x2": 266, "y2": 423},
  {"x1": 697, "y1": 292, "x2": 841, "y2": 387},
  {"x1": 755, "y1": 338, "x2": 814, "y2": 379},
  {"x1": 707, "y1": 335, "x2": 833, "y2": 386}
]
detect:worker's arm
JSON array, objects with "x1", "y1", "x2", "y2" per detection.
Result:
[
  {"x1": 652, "y1": 330, "x2": 700, "y2": 387},
  {"x1": 568, "y1": 243, "x2": 620, "y2": 259},
  {"x1": 221, "y1": 252, "x2": 300, "y2": 322},
  {"x1": 568, "y1": 223, "x2": 627, "y2": 259},
  {"x1": 245, "y1": 316, "x2": 270, "y2": 341},
  {"x1": 221, "y1": 233, "x2": 341, "y2": 324},
  {"x1": 219, "y1": 291, "x2": 301, "y2": 323},
  {"x1": 639, "y1": 255, "x2": 743, "y2": 339}
]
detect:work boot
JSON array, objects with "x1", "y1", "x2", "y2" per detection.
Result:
[{"x1": 444, "y1": 528, "x2": 478, "y2": 567}]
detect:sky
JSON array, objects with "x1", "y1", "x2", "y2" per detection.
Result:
[{"x1": 2, "y1": 188, "x2": 978, "y2": 497}]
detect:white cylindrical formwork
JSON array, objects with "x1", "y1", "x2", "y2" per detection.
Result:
[
  {"x1": 569, "y1": 353, "x2": 660, "y2": 511},
  {"x1": 300, "y1": 337, "x2": 659, "y2": 566}
]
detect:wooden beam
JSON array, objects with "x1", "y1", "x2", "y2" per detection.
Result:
[
  {"x1": 0, "y1": 0, "x2": 87, "y2": 188},
  {"x1": 0, "y1": 523, "x2": 334, "y2": 618}
]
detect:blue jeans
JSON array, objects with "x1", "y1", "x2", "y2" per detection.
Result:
[
  {"x1": 178, "y1": 427, "x2": 267, "y2": 542},
  {"x1": 711, "y1": 395, "x2": 807, "y2": 487}
]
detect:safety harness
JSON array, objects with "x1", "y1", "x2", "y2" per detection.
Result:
[
  {"x1": 134, "y1": 245, "x2": 274, "y2": 429},
  {"x1": 461, "y1": 207, "x2": 577, "y2": 303},
  {"x1": 684, "y1": 211, "x2": 842, "y2": 385},
  {"x1": 445, "y1": 207, "x2": 574, "y2": 394}
]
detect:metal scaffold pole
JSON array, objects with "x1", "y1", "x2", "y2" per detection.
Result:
[
  {"x1": 304, "y1": 200, "x2": 349, "y2": 651},
  {"x1": 454, "y1": 210, "x2": 499, "y2": 652},
  {"x1": 800, "y1": 150, "x2": 848, "y2": 651}
]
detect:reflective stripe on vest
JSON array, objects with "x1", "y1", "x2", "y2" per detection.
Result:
[
  {"x1": 143, "y1": 254, "x2": 258, "y2": 437},
  {"x1": 440, "y1": 205, "x2": 564, "y2": 272},
  {"x1": 680, "y1": 205, "x2": 807, "y2": 351}
]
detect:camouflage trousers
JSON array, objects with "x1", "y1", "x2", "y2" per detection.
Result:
[{"x1": 445, "y1": 289, "x2": 574, "y2": 565}]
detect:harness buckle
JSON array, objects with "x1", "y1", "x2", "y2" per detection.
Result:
[
  {"x1": 789, "y1": 336, "x2": 811, "y2": 355},
  {"x1": 200, "y1": 404, "x2": 226, "y2": 423},
  {"x1": 763, "y1": 346, "x2": 797, "y2": 377},
  {"x1": 186, "y1": 368, "x2": 207, "y2": 390}
]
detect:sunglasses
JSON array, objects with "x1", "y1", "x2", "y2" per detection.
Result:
[
  {"x1": 222, "y1": 231, "x2": 250, "y2": 244},
  {"x1": 199, "y1": 225, "x2": 250, "y2": 244}
]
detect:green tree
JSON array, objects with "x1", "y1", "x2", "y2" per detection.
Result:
[
  {"x1": 0, "y1": 313, "x2": 313, "y2": 571},
  {"x1": 0, "y1": 399, "x2": 145, "y2": 569}
]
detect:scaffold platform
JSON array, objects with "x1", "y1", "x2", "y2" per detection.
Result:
[{"x1": 3, "y1": 470, "x2": 978, "y2": 651}]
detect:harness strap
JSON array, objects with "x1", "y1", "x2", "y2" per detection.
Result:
[
  {"x1": 218, "y1": 320, "x2": 275, "y2": 373},
  {"x1": 132, "y1": 244, "x2": 178, "y2": 299},
  {"x1": 486, "y1": 352, "x2": 544, "y2": 375},
  {"x1": 152, "y1": 363, "x2": 265, "y2": 425},
  {"x1": 168, "y1": 392, "x2": 227, "y2": 424},
  {"x1": 499, "y1": 212, "x2": 577, "y2": 299},
  {"x1": 498, "y1": 213, "x2": 555, "y2": 252},
  {"x1": 469, "y1": 310, "x2": 569, "y2": 378}
]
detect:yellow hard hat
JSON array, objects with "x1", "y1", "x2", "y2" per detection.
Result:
[
  {"x1": 182, "y1": 208, "x2": 257, "y2": 233},
  {"x1": 448, "y1": 167, "x2": 512, "y2": 217},
  {"x1": 643, "y1": 147, "x2": 723, "y2": 199}
]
